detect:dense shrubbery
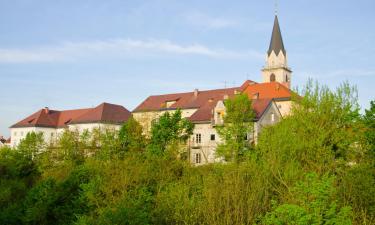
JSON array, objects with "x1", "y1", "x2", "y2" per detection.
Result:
[{"x1": 0, "y1": 81, "x2": 374, "y2": 224}]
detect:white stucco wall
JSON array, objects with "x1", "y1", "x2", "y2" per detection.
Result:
[
  {"x1": 67, "y1": 123, "x2": 121, "y2": 133},
  {"x1": 10, "y1": 127, "x2": 57, "y2": 147},
  {"x1": 9, "y1": 123, "x2": 123, "y2": 148}
]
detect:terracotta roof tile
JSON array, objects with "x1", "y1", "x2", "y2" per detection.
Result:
[
  {"x1": 133, "y1": 87, "x2": 239, "y2": 112},
  {"x1": 252, "y1": 99, "x2": 273, "y2": 119},
  {"x1": 10, "y1": 103, "x2": 131, "y2": 128},
  {"x1": 70, "y1": 103, "x2": 131, "y2": 124},
  {"x1": 134, "y1": 80, "x2": 291, "y2": 123},
  {"x1": 242, "y1": 82, "x2": 291, "y2": 99}
]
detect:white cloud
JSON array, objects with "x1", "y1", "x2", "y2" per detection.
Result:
[
  {"x1": 184, "y1": 12, "x2": 238, "y2": 29},
  {"x1": 0, "y1": 38, "x2": 263, "y2": 63}
]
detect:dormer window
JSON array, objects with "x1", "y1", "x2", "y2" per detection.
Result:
[{"x1": 165, "y1": 100, "x2": 177, "y2": 108}]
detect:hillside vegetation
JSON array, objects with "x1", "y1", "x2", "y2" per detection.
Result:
[{"x1": 0, "y1": 81, "x2": 374, "y2": 225}]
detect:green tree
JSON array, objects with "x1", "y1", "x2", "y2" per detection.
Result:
[
  {"x1": 17, "y1": 132, "x2": 45, "y2": 159},
  {"x1": 257, "y1": 81, "x2": 363, "y2": 174},
  {"x1": 58, "y1": 129, "x2": 87, "y2": 164},
  {"x1": 119, "y1": 117, "x2": 147, "y2": 154},
  {"x1": 363, "y1": 100, "x2": 375, "y2": 157},
  {"x1": 216, "y1": 94, "x2": 255, "y2": 163},
  {"x1": 148, "y1": 109, "x2": 194, "y2": 156},
  {"x1": 0, "y1": 146, "x2": 40, "y2": 224},
  {"x1": 262, "y1": 173, "x2": 352, "y2": 225}
]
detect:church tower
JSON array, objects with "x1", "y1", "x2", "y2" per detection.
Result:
[{"x1": 261, "y1": 14, "x2": 292, "y2": 88}]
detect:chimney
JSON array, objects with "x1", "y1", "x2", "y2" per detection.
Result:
[
  {"x1": 44, "y1": 107, "x2": 49, "y2": 114},
  {"x1": 194, "y1": 88, "x2": 199, "y2": 97}
]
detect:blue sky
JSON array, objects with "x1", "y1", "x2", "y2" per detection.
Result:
[{"x1": 0, "y1": 0, "x2": 374, "y2": 136}]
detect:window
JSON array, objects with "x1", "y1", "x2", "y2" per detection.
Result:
[
  {"x1": 271, "y1": 113, "x2": 275, "y2": 122},
  {"x1": 20, "y1": 131, "x2": 24, "y2": 136},
  {"x1": 210, "y1": 134, "x2": 215, "y2": 141},
  {"x1": 14, "y1": 132, "x2": 17, "y2": 136},
  {"x1": 285, "y1": 74, "x2": 289, "y2": 82},
  {"x1": 195, "y1": 134, "x2": 202, "y2": 144},
  {"x1": 244, "y1": 134, "x2": 248, "y2": 140},
  {"x1": 270, "y1": 73, "x2": 276, "y2": 82},
  {"x1": 165, "y1": 100, "x2": 177, "y2": 108},
  {"x1": 195, "y1": 153, "x2": 201, "y2": 164}
]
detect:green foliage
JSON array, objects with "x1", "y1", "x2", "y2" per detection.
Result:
[
  {"x1": 22, "y1": 166, "x2": 93, "y2": 225},
  {"x1": 119, "y1": 116, "x2": 147, "y2": 154},
  {"x1": 97, "y1": 187, "x2": 153, "y2": 225},
  {"x1": 257, "y1": 81, "x2": 363, "y2": 175},
  {"x1": 0, "y1": 146, "x2": 40, "y2": 224},
  {"x1": 1, "y1": 81, "x2": 374, "y2": 225},
  {"x1": 262, "y1": 173, "x2": 352, "y2": 225},
  {"x1": 58, "y1": 129, "x2": 87, "y2": 164},
  {"x1": 148, "y1": 109, "x2": 194, "y2": 156},
  {"x1": 338, "y1": 164, "x2": 375, "y2": 223},
  {"x1": 362, "y1": 100, "x2": 375, "y2": 157},
  {"x1": 17, "y1": 132, "x2": 45, "y2": 159},
  {"x1": 216, "y1": 94, "x2": 255, "y2": 162}
]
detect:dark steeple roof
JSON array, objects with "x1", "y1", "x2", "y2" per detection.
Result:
[{"x1": 267, "y1": 15, "x2": 286, "y2": 56}]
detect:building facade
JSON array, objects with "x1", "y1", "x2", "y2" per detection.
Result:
[
  {"x1": 133, "y1": 14, "x2": 293, "y2": 165},
  {"x1": 9, "y1": 102, "x2": 131, "y2": 147}
]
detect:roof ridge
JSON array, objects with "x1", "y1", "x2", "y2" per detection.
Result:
[{"x1": 148, "y1": 86, "x2": 240, "y2": 98}]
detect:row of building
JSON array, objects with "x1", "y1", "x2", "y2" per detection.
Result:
[{"x1": 5, "y1": 15, "x2": 294, "y2": 165}]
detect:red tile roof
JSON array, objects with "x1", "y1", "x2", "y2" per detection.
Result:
[
  {"x1": 242, "y1": 82, "x2": 292, "y2": 99},
  {"x1": 10, "y1": 103, "x2": 131, "y2": 128},
  {"x1": 134, "y1": 80, "x2": 291, "y2": 122}
]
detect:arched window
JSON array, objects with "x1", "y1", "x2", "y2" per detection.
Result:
[
  {"x1": 285, "y1": 74, "x2": 289, "y2": 82},
  {"x1": 270, "y1": 73, "x2": 276, "y2": 82}
]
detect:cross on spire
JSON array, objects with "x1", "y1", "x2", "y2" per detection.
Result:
[{"x1": 275, "y1": 0, "x2": 278, "y2": 16}]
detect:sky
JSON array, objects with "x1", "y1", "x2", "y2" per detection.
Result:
[{"x1": 0, "y1": 0, "x2": 374, "y2": 136}]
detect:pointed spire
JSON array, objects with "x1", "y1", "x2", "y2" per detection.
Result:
[{"x1": 267, "y1": 15, "x2": 286, "y2": 56}]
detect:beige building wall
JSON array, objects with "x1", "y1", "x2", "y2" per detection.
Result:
[
  {"x1": 133, "y1": 108, "x2": 198, "y2": 135},
  {"x1": 262, "y1": 51, "x2": 292, "y2": 88},
  {"x1": 189, "y1": 123, "x2": 224, "y2": 165},
  {"x1": 274, "y1": 100, "x2": 292, "y2": 117}
]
